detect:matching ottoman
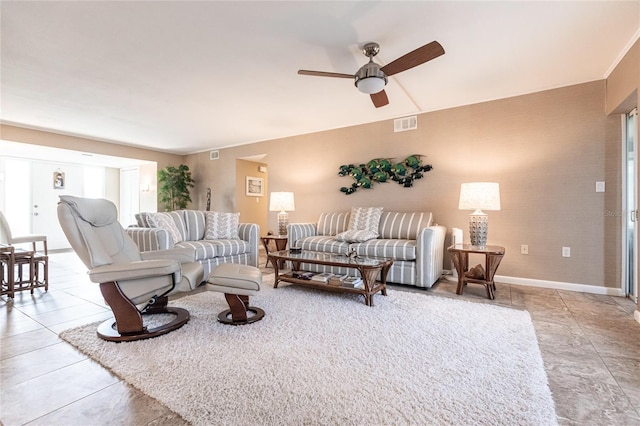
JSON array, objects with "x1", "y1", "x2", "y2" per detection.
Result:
[{"x1": 206, "y1": 263, "x2": 265, "y2": 325}]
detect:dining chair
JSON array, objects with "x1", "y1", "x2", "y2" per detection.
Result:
[
  {"x1": 0, "y1": 210, "x2": 48, "y2": 255},
  {"x1": 0, "y1": 210, "x2": 48, "y2": 295}
]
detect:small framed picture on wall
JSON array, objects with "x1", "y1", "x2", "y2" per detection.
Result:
[
  {"x1": 246, "y1": 176, "x2": 264, "y2": 197},
  {"x1": 53, "y1": 171, "x2": 65, "y2": 189}
]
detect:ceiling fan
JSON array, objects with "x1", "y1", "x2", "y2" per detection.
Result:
[{"x1": 298, "y1": 41, "x2": 445, "y2": 108}]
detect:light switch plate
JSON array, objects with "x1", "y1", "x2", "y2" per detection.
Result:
[{"x1": 596, "y1": 181, "x2": 605, "y2": 192}]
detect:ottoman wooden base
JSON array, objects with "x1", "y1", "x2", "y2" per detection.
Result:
[
  {"x1": 207, "y1": 264, "x2": 264, "y2": 326},
  {"x1": 217, "y1": 294, "x2": 265, "y2": 325}
]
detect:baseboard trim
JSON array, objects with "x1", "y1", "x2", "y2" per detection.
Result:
[{"x1": 443, "y1": 270, "x2": 625, "y2": 297}]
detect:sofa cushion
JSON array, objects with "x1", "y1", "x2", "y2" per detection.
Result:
[
  {"x1": 348, "y1": 207, "x2": 383, "y2": 235},
  {"x1": 204, "y1": 212, "x2": 240, "y2": 240},
  {"x1": 378, "y1": 211, "x2": 432, "y2": 239},
  {"x1": 183, "y1": 210, "x2": 206, "y2": 241},
  {"x1": 298, "y1": 236, "x2": 350, "y2": 254},
  {"x1": 175, "y1": 241, "x2": 217, "y2": 260},
  {"x1": 334, "y1": 229, "x2": 379, "y2": 243},
  {"x1": 176, "y1": 239, "x2": 249, "y2": 260},
  {"x1": 317, "y1": 212, "x2": 350, "y2": 236},
  {"x1": 352, "y1": 239, "x2": 417, "y2": 261},
  {"x1": 208, "y1": 239, "x2": 250, "y2": 257},
  {"x1": 149, "y1": 212, "x2": 185, "y2": 244}
]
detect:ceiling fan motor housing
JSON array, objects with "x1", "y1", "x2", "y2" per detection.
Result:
[{"x1": 355, "y1": 62, "x2": 387, "y2": 94}]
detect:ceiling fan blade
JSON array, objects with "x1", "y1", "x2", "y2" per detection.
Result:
[
  {"x1": 380, "y1": 41, "x2": 445, "y2": 77},
  {"x1": 298, "y1": 70, "x2": 354, "y2": 79},
  {"x1": 370, "y1": 90, "x2": 389, "y2": 108}
]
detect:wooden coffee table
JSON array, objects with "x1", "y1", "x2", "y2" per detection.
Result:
[{"x1": 268, "y1": 250, "x2": 393, "y2": 306}]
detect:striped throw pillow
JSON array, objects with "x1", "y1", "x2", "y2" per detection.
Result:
[{"x1": 317, "y1": 212, "x2": 350, "y2": 236}]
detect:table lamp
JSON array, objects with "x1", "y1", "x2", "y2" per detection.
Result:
[
  {"x1": 269, "y1": 192, "x2": 295, "y2": 236},
  {"x1": 458, "y1": 182, "x2": 501, "y2": 247}
]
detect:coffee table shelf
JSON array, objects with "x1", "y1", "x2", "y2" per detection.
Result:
[{"x1": 267, "y1": 250, "x2": 393, "y2": 306}]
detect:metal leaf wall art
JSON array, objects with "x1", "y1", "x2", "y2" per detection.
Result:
[{"x1": 338, "y1": 155, "x2": 432, "y2": 195}]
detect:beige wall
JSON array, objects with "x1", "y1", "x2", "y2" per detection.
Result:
[
  {"x1": 236, "y1": 159, "x2": 268, "y2": 233},
  {"x1": 187, "y1": 150, "x2": 234, "y2": 211},
  {"x1": 606, "y1": 39, "x2": 638, "y2": 115},
  {"x1": 187, "y1": 80, "x2": 621, "y2": 289}
]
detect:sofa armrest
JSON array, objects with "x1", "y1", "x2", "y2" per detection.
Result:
[
  {"x1": 127, "y1": 227, "x2": 174, "y2": 252},
  {"x1": 287, "y1": 223, "x2": 318, "y2": 247},
  {"x1": 238, "y1": 223, "x2": 259, "y2": 267},
  {"x1": 416, "y1": 225, "x2": 447, "y2": 287}
]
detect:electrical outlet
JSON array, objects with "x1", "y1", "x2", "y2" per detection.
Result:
[
  {"x1": 521, "y1": 244, "x2": 529, "y2": 255},
  {"x1": 562, "y1": 247, "x2": 571, "y2": 257}
]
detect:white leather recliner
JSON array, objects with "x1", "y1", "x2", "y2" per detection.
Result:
[{"x1": 57, "y1": 195, "x2": 204, "y2": 342}]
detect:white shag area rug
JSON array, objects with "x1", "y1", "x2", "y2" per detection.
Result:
[{"x1": 60, "y1": 277, "x2": 557, "y2": 426}]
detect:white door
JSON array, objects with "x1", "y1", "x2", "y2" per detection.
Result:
[
  {"x1": 32, "y1": 162, "x2": 84, "y2": 250},
  {"x1": 120, "y1": 167, "x2": 140, "y2": 227}
]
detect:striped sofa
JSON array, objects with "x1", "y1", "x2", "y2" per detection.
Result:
[
  {"x1": 287, "y1": 211, "x2": 446, "y2": 288},
  {"x1": 126, "y1": 210, "x2": 259, "y2": 277}
]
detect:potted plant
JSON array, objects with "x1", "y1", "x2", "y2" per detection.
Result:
[{"x1": 158, "y1": 164, "x2": 195, "y2": 211}]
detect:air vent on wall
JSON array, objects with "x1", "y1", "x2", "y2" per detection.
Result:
[
  {"x1": 394, "y1": 115, "x2": 418, "y2": 132},
  {"x1": 209, "y1": 150, "x2": 219, "y2": 160}
]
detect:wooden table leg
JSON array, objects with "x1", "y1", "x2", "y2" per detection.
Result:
[
  {"x1": 483, "y1": 253, "x2": 503, "y2": 300},
  {"x1": 359, "y1": 267, "x2": 381, "y2": 306},
  {"x1": 261, "y1": 238, "x2": 270, "y2": 267},
  {"x1": 8, "y1": 252, "x2": 15, "y2": 299},
  {"x1": 274, "y1": 239, "x2": 287, "y2": 269},
  {"x1": 451, "y1": 252, "x2": 469, "y2": 295},
  {"x1": 270, "y1": 256, "x2": 281, "y2": 288}
]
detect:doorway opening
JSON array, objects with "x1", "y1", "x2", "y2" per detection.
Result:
[
  {"x1": 0, "y1": 140, "x2": 156, "y2": 250},
  {"x1": 623, "y1": 108, "x2": 638, "y2": 303}
]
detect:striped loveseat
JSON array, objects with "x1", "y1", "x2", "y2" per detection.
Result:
[
  {"x1": 126, "y1": 210, "x2": 259, "y2": 277},
  {"x1": 287, "y1": 210, "x2": 446, "y2": 288}
]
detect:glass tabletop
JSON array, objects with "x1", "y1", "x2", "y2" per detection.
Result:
[
  {"x1": 448, "y1": 244, "x2": 505, "y2": 254},
  {"x1": 269, "y1": 250, "x2": 391, "y2": 267}
]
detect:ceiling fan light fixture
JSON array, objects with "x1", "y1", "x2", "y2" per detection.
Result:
[
  {"x1": 299, "y1": 40, "x2": 444, "y2": 107},
  {"x1": 356, "y1": 77, "x2": 386, "y2": 94},
  {"x1": 354, "y1": 61, "x2": 387, "y2": 94}
]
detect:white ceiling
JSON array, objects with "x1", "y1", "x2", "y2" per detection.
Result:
[{"x1": 1, "y1": 1, "x2": 639, "y2": 156}]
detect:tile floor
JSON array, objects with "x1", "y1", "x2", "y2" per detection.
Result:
[{"x1": 2, "y1": 251, "x2": 640, "y2": 425}]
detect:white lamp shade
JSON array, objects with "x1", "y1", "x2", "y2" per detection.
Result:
[
  {"x1": 458, "y1": 182, "x2": 501, "y2": 211},
  {"x1": 356, "y1": 77, "x2": 385, "y2": 94},
  {"x1": 269, "y1": 192, "x2": 295, "y2": 212}
]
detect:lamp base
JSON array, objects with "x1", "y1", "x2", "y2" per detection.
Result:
[
  {"x1": 277, "y1": 211, "x2": 289, "y2": 236},
  {"x1": 469, "y1": 212, "x2": 489, "y2": 247}
]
